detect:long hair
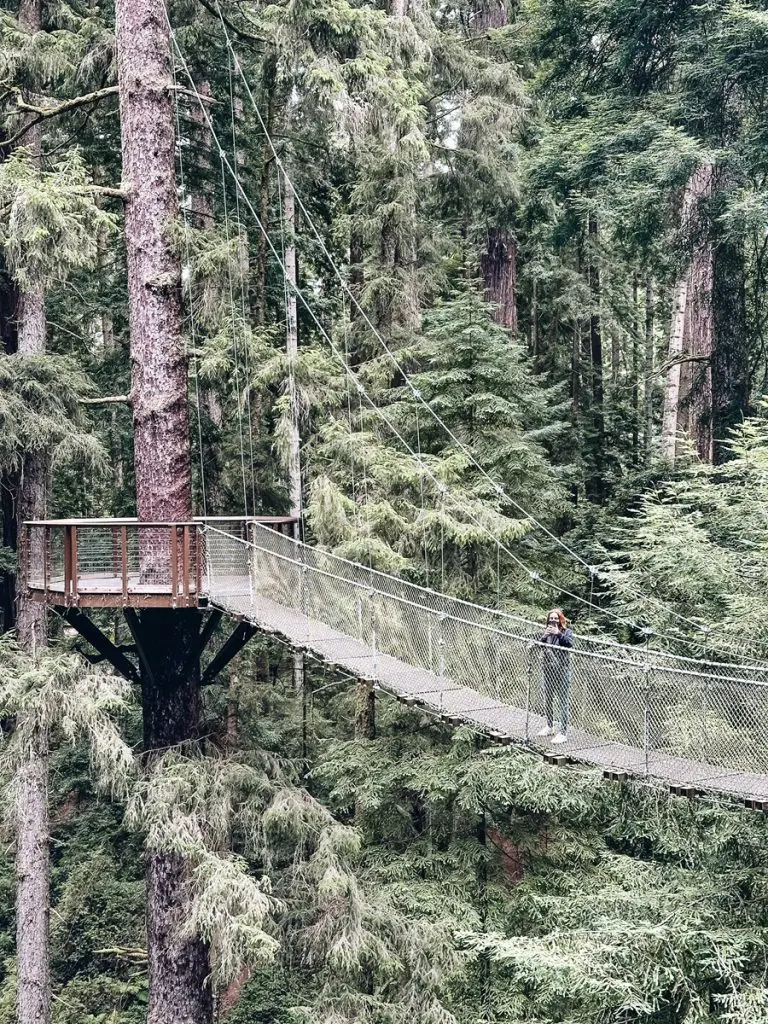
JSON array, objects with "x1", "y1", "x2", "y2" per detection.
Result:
[{"x1": 548, "y1": 608, "x2": 568, "y2": 629}]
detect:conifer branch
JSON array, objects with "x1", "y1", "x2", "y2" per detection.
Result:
[
  {"x1": 5, "y1": 86, "x2": 120, "y2": 147},
  {"x1": 78, "y1": 396, "x2": 131, "y2": 405},
  {"x1": 195, "y1": 0, "x2": 267, "y2": 45}
]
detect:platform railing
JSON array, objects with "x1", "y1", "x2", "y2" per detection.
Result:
[
  {"x1": 204, "y1": 523, "x2": 768, "y2": 782},
  {"x1": 23, "y1": 517, "x2": 297, "y2": 609}
]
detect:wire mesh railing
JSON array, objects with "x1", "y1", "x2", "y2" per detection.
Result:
[{"x1": 204, "y1": 523, "x2": 768, "y2": 779}]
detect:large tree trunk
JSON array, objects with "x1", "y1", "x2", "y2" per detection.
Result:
[
  {"x1": 679, "y1": 165, "x2": 715, "y2": 461},
  {"x1": 114, "y1": 1, "x2": 211, "y2": 1020},
  {"x1": 480, "y1": 228, "x2": 517, "y2": 332},
  {"x1": 115, "y1": 0, "x2": 191, "y2": 523},
  {"x1": 712, "y1": 233, "x2": 749, "y2": 462},
  {"x1": 140, "y1": 609, "x2": 213, "y2": 1024}
]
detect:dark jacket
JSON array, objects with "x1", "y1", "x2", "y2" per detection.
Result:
[{"x1": 539, "y1": 628, "x2": 573, "y2": 678}]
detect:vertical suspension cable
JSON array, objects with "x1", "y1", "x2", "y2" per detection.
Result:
[
  {"x1": 415, "y1": 404, "x2": 429, "y2": 588},
  {"x1": 227, "y1": 54, "x2": 258, "y2": 515},
  {"x1": 341, "y1": 290, "x2": 359, "y2": 529},
  {"x1": 171, "y1": 54, "x2": 207, "y2": 516},
  {"x1": 219, "y1": 153, "x2": 250, "y2": 515}
]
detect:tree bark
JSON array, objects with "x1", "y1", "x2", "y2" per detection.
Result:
[
  {"x1": 712, "y1": 230, "x2": 749, "y2": 462},
  {"x1": 474, "y1": 2, "x2": 516, "y2": 334},
  {"x1": 661, "y1": 277, "x2": 689, "y2": 461},
  {"x1": 283, "y1": 175, "x2": 305, "y2": 702},
  {"x1": 15, "y1": 0, "x2": 47, "y2": 653},
  {"x1": 115, "y1": 0, "x2": 191, "y2": 522},
  {"x1": 480, "y1": 228, "x2": 517, "y2": 332},
  {"x1": 114, "y1": 1, "x2": 211, "y2": 1020},
  {"x1": 140, "y1": 610, "x2": 212, "y2": 1024},
  {"x1": 662, "y1": 165, "x2": 714, "y2": 463},
  {"x1": 679, "y1": 165, "x2": 715, "y2": 461},
  {"x1": 15, "y1": 728, "x2": 50, "y2": 1024},
  {"x1": 644, "y1": 277, "x2": 654, "y2": 465},
  {"x1": 585, "y1": 215, "x2": 605, "y2": 503},
  {"x1": 354, "y1": 679, "x2": 376, "y2": 740},
  {"x1": 14, "y1": 4, "x2": 51, "y2": 1022}
]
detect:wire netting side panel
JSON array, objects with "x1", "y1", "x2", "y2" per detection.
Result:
[{"x1": 205, "y1": 529, "x2": 252, "y2": 618}]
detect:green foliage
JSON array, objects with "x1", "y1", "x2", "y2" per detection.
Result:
[
  {"x1": 0, "y1": 355, "x2": 105, "y2": 474},
  {"x1": 0, "y1": 150, "x2": 117, "y2": 291}
]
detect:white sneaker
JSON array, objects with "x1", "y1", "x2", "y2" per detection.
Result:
[
  {"x1": 537, "y1": 725, "x2": 554, "y2": 737},
  {"x1": 552, "y1": 732, "x2": 568, "y2": 745}
]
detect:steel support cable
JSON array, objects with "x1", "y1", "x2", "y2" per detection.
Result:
[
  {"x1": 212, "y1": 9, "x2": 758, "y2": 659},
  {"x1": 209, "y1": 525, "x2": 768, "y2": 685},
  {"x1": 219, "y1": 153, "x2": 251, "y2": 516},
  {"x1": 227, "y1": 53, "x2": 258, "y2": 516},
  {"x1": 166, "y1": 20, "x2": 768, "y2": 667},
  {"x1": 171, "y1": 57, "x2": 208, "y2": 517}
]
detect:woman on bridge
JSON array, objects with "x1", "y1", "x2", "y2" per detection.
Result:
[{"x1": 537, "y1": 609, "x2": 573, "y2": 745}]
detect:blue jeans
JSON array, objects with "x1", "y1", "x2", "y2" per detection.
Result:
[{"x1": 542, "y1": 665, "x2": 570, "y2": 730}]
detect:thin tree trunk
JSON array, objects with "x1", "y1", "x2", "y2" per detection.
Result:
[
  {"x1": 630, "y1": 278, "x2": 639, "y2": 463},
  {"x1": 283, "y1": 174, "x2": 305, "y2": 701},
  {"x1": 253, "y1": 58, "x2": 276, "y2": 327},
  {"x1": 662, "y1": 165, "x2": 714, "y2": 463},
  {"x1": 114, "y1": 2, "x2": 211, "y2": 1021},
  {"x1": 14, "y1": 4, "x2": 51, "y2": 1021},
  {"x1": 644, "y1": 277, "x2": 654, "y2": 464},
  {"x1": 586, "y1": 215, "x2": 605, "y2": 502},
  {"x1": 571, "y1": 321, "x2": 580, "y2": 420},
  {"x1": 661, "y1": 277, "x2": 689, "y2": 461},
  {"x1": 355, "y1": 679, "x2": 376, "y2": 740},
  {"x1": 15, "y1": 727, "x2": 50, "y2": 1024},
  {"x1": 530, "y1": 276, "x2": 537, "y2": 357}
]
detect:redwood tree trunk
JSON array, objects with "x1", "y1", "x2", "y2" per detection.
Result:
[
  {"x1": 115, "y1": 0, "x2": 191, "y2": 523},
  {"x1": 114, "y1": 1, "x2": 211, "y2": 1020},
  {"x1": 140, "y1": 609, "x2": 213, "y2": 1024}
]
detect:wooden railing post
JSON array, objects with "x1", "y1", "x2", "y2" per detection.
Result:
[
  {"x1": 63, "y1": 525, "x2": 72, "y2": 602},
  {"x1": 182, "y1": 525, "x2": 190, "y2": 600},
  {"x1": 121, "y1": 526, "x2": 128, "y2": 601},
  {"x1": 195, "y1": 528, "x2": 203, "y2": 597},
  {"x1": 170, "y1": 526, "x2": 178, "y2": 604},
  {"x1": 70, "y1": 525, "x2": 79, "y2": 601},
  {"x1": 43, "y1": 526, "x2": 49, "y2": 595}
]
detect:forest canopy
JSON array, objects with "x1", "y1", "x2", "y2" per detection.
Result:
[{"x1": 2, "y1": 0, "x2": 768, "y2": 1022}]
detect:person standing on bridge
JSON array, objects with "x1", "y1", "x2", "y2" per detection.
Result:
[{"x1": 537, "y1": 609, "x2": 573, "y2": 745}]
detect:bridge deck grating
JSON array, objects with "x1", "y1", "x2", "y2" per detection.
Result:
[{"x1": 214, "y1": 590, "x2": 768, "y2": 805}]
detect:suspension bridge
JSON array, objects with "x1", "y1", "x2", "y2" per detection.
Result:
[
  {"x1": 22, "y1": 516, "x2": 768, "y2": 806},
  {"x1": 21, "y1": 6, "x2": 768, "y2": 812}
]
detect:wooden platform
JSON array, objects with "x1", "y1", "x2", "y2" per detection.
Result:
[
  {"x1": 22, "y1": 517, "x2": 297, "y2": 609},
  {"x1": 213, "y1": 589, "x2": 768, "y2": 806}
]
